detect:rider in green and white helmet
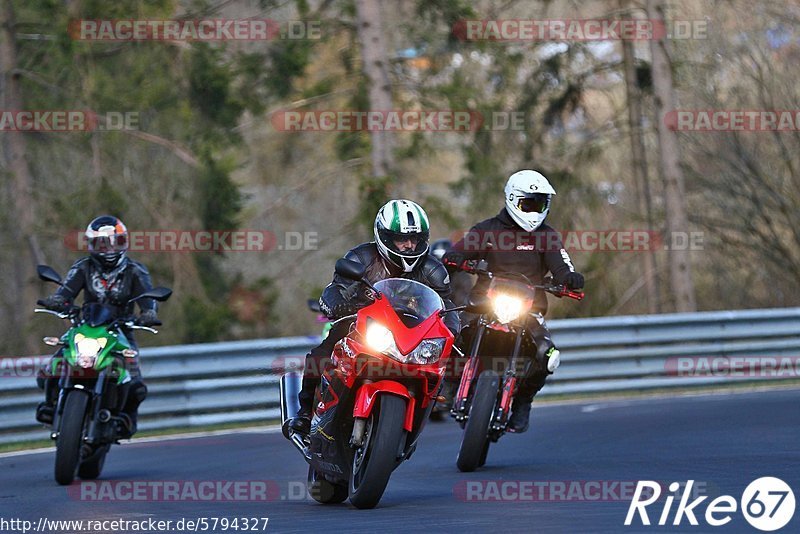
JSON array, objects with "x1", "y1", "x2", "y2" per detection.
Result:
[
  {"x1": 374, "y1": 199, "x2": 431, "y2": 272},
  {"x1": 288, "y1": 199, "x2": 459, "y2": 436}
]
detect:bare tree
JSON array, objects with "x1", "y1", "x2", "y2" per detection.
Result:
[
  {"x1": 0, "y1": 1, "x2": 44, "y2": 353},
  {"x1": 621, "y1": 9, "x2": 661, "y2": 313},
  {"x1": 355, "y1": 0, "x2": 394, "y2": 179},
  {"x1": 646, "y1": 0, "x2": 696, "y2": 311}
]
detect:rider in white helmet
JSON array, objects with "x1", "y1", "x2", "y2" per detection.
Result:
[
  {"x1": 503, "y1": 169, "x2": 557, "y2": 232},
  {"x1": 443, "y1": 170, "x2": 585, "y2": 433}
]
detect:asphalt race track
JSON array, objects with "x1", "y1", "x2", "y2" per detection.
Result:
[{"x1": 1, "y1": 388, "x2": 798, "y2": 533}]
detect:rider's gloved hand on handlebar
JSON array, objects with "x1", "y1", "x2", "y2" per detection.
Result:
[
  {"x1": 564, "y1": 272, "x2": 585, "y2": 290},
  {"x1": 331, "y1": 301, "x2": 359, "y2": 319},
  {"x1": 39, "y1": 294, "x2": 69, "y2": 313},
  {"x1": 441, "y1": 251, "x2": 465, "y2": 268},
  {"x1": 136, "y1": 309, "x2": 160, "y2": 327}
]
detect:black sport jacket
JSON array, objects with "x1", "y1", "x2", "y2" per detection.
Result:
[
  {"x1": 449, "y1": 208, "x2": 578, "y2": 314},
  {"x1": 320, "y1": 242, "x2": 460, "y2": 334},
  {"x1": 55, "y1": 257, "x2": 157, "y2": 316}
]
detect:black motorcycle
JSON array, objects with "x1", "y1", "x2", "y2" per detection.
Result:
[{"x1": 443, "y1": 259, "x2": 584, "y2": 472}]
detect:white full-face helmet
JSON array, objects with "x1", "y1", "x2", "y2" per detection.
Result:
[{"x1": 504, "y1": 170, "x2": 557, "y2": 232}]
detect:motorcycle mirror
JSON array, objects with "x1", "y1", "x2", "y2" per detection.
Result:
[
  {"x1": 128, "y1": 287, "x2": 172, "y2": 303},
  {"x1": 307, "y1": 299, "x2": 322, "y2": 313},
  {"x1": 334, "y1": 258, "x2": 381, "y2": 298},
  {"x1": 439, "y1": 305, "x2": 467, "y2": 316},
  {"x1": 465, "y1": 294, "x2": 491, "y2": 314},
  {"x1": 335, "y1": 258, "x2": 366, "y2": 281},
  {"x1": 37, "y1": 265, "x2": 63, "y2": 285}
]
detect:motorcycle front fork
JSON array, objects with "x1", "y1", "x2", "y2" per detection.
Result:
[
  {"x1": 452, "y1": 321, "x2": 526, "y2": 435},
  {"x1": 53, "y1": 369, "x2": 125, "y2": 445}
]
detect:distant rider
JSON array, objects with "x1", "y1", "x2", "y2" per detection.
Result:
[{"x1": 443, "y1": 170, "x2": 585, "y2": 433}]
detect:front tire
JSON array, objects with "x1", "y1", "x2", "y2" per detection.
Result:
[
  {"x1": 456, "y1": 371, "x2": 499, "y2": 472},
  {"x1": 307, "y1": 466, "x2": 348, "y2": 504},
  {"x1": 55, "y1": 391, "x2": 89, "y2": 485},
  {"x1": 348, "y1": 394, "x2": 406, "y2": 509},
  {"x1": 78, "y1": 445, "x2": 109, "y2": 480}
]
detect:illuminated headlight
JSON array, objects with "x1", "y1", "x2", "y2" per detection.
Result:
[
  {"x1": 74, "y1": 333, "x2": 107, "y2": 369},
  {"x1": 406, "y1": 338, "x2": 445, "y2": 365},
  {"x1": 366, "y1": 321, "x2": 445, "y2": 365},
  {"x1": 493, "y1": 293, "x2": 524, "y2": 324},
  {"x1": 366, "y1": 322, "x2": 394, "y2": 353}
]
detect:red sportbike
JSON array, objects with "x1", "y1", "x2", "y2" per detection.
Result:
[{"x1": 280, "y1": 259, "x2": 457, "y2": 509}]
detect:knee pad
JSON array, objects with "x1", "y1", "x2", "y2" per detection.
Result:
[{"x1": 130, "y1": 381, "x2": 148, "y2": 402}]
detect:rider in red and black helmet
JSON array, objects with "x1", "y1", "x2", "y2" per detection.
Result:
[
  {"x1": 36, "y1": 215, "x2": 160, "y2": 437},
  {"x1": 85, "y1": 215, "x2": 130, "y2": 270}
]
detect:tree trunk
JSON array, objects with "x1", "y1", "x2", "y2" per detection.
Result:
[
  {"x1": 355, "y1": 0, "x2": 394, "y2": 179},
  {"x1": 621, "y1": 23, "x2": 661, "y2": 313},
  {"x1": 0, "y1": 1, "x2": 44, "y2": 354},
  {"x1": 646, "y1": 0, "x2": 696, "y2": 312}
]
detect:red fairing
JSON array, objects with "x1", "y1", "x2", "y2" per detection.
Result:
[
  {"x1": 355, "y1": 294, "x2": 455, "y2": 355},
  {"x1": 353, "y1": 381, "x2": 416, "y2": 431},
  {"x1": 330, "y1": 288, "x2": 455, "y2": 431}
]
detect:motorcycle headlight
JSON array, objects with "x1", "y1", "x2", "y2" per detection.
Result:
[
  {"x1": 365, "y1": 320, "x2": 446, "y2": 365},
  {"x1": 366, "y1": 322, "x2": 394, "y2": 353},
  {"x1": 492, "y1": 293, "x2": 526, "y2": 324},
  {"x1": 74, "y1": 333, "x2": 107, "y2": 369},
  {"x1": 406, "y1": 338, "x2": 446, "y2": 365}
]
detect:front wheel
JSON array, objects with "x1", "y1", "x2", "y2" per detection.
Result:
[
  {"x1": 457, "y1": 371, "x2": 499, "y2": 472},
  {"x1": 307, "y1": 466, "x2": 348, "y2": 504},
  {"x1": 348, "y1": 394, "x2": 406, "y2": 509},
  {"x1": 78, "y1": 445, "x2": 109, "y2": 480},
  {"x1": 54, "y1": 391, "x2": 89, "y2": 485}
]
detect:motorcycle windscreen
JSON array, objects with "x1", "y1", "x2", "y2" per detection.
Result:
[
  {"x1": 373, "y1": 278, "x2": 443, "y2": 328},
  {"x1": 82, "y1": 302, "x2": 117, "y2": 327}
]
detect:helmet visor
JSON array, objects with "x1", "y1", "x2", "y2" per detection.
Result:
[
  {"x1": 378, "y1": 228, "x2": 429, "y2": 258},
  {"x1": 517, "y1": 193, "x2": 551, "y2": 214},
  {"x1": 88, "y1": 233, "x2": 128, "y2": 253}
]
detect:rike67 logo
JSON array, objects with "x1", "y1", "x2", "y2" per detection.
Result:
[{"x1": 625, "y1": 478, "x2": 795, "y2": 531}]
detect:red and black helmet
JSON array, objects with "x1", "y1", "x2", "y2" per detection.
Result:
[{"x1": 85, "y1": 215, "x2": 129, "y2": 270}]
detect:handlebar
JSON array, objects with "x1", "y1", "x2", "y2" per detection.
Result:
[
  {"x1": 443, "y1": 259, "x2": 585, "y2": 301},
  {"x1": 33, "y1": 307, "x2": 160, "y2": 333},
  {"x1": 122, "y1": 321, "x2": 160, "y2": 334}
]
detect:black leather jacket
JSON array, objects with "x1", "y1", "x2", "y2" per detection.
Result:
[
  {"x1": 320, "y1": 242, "x2": 460, "y2": 334},
  {"x1": 55, "y1": 257, "x2": 157, "y2": 316},
  {"x1": 450, "y1": 209, "x2": 578, "y2": 315}
]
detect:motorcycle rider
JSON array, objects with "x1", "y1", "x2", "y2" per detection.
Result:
[
  {"x1": 35, "y1": 215, "x2": 160, "y2": 437},
  {"x1": 443, "y1": 170, "x2": 585, "y2": 433},
  {"x1": 289, "y1": 200, "x2": 460, "y2": 436}
]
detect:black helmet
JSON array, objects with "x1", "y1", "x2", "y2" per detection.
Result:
[
  {"x1": 86, "y1": 215, "x2": 129, "y2": 270},
  {"x1": 429, "y1": 238, "x2": 452, "y2": 260}
]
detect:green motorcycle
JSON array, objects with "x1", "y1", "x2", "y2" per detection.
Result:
[{"x1": 35, "y1": 265, "x2": 171, "y2": 485}]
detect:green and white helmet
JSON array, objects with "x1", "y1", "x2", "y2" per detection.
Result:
[{"x1": 374, "y1": 199, "x2": 431, "y2": 273}]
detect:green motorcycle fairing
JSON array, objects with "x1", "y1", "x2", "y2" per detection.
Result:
[{"x1": 55, "y1": 323, "x2": 133, "y2": 384}]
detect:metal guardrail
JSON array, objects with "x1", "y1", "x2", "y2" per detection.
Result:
[{"x1": 2, "y1": 307, "x2": 799, "y2": 444}]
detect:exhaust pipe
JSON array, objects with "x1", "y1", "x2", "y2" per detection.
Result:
[
  {"x1": 280, "y1": 372, "x2": 302, "y2": 438},
  {"x1": 279, "y1": 372, "x2": 312, "y2": 459}
]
